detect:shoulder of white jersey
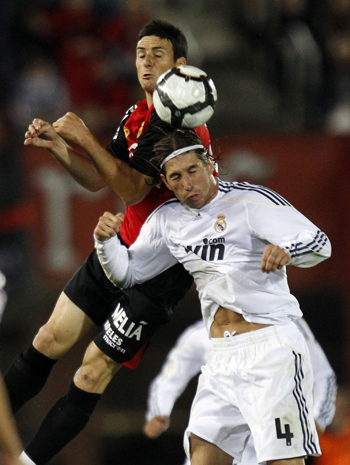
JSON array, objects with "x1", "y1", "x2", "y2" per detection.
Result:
[
  {"x1": 218, "y1": 179, "x2": 292, "y2": 207},
  {"x1": 145, "y1": 197, "x2": 181, "y2": 224}
]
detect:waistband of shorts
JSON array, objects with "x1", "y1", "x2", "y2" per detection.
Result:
[{"x1": 211, "y1": 321, "x2": 297, "y2": 351}]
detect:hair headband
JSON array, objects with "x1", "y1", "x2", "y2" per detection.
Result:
[{"x1": 160, "y1": 144, "x2": 206, "y2": 169}]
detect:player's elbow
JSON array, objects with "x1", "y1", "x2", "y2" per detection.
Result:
[
  {"x1": 88, "y1": 183, "x2": 106, "y2": 193},
  {"x1": 121, "y1": 192, "x2": 148, "y2": 206},
  {"x1": 84, "y1": 177, "x2": 108, "y2": 192},
  {"x1": 117, "y1": 184, "x2": 153, "y2": 206}
]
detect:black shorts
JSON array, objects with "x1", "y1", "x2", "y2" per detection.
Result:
[{"x1": 64, "y1": 249, "x2": 193, "y2": 368}]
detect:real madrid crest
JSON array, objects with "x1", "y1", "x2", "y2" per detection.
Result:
[{"x1": 214, "y1": 213, "x2": 227, "y2": 233}]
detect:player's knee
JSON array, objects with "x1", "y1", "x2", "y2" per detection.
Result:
[
  {"x1": 33, "y1": 323, "x2": 59, "y2": 355},
  {"x1": 74, "y1": 352, "x2": 120, "y2": 393}
]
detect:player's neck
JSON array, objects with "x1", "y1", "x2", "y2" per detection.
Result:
[{"x1": 146, "y1": 93, "x2": 153, "y2": 108}]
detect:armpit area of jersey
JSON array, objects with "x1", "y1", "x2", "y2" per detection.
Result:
[
  {"x1": 129, "y1": 119, "x2": 173, "y2": 178},
  {"x1": 107, "y1": 141, "x2": 129, "y2": 163},
  {"x1": 107, "y1": 113, "x2": 172, "y2": 178}
]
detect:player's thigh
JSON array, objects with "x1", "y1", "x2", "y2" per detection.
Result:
[
  {"x1": 74, "y1": 341, "x2": 122, "y2": 393},
  {"x1": 33, "y1": 292, "x2": 95, "y2": 359},
  {"x1": 190, "y1": 434, "x2": 233, "y2": 465}
]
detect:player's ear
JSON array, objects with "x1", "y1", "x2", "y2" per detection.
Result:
[
  {"x1": 175, "y1": 57, "x2": 186, "y2": 67},
  {"x1": 161, "y1": 173, "x2": 173, "y2": 191},
  {"x1": 208, "y1": 158, "x2": 215, "y2": 174}
]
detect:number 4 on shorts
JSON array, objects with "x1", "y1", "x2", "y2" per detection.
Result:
[{"x1": 275, "y1": 418, "x2": 294, "y2": 446}]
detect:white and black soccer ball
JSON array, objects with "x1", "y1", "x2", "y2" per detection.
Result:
[{"x1": 153, "y1": 65, "x2": 217, "y2": 128}]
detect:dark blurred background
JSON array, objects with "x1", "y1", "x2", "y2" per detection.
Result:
[{"x1": 0, "y1": 1, "x2": 350, "y2": 464}]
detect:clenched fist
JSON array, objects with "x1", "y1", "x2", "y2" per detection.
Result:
[{"x1": 94, "y1": 212, "x2": 124, "y2": 241}]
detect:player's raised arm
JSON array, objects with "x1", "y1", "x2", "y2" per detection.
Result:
[
  {"x1": 94, "y1": 209, "x2": 177, "y2": 288},
  {"x1": 53, "y1": 112, "x2": 154, "y2": 205},
  {"x1": 24, "y1": 118, "x2": 107, "y2": 192}
]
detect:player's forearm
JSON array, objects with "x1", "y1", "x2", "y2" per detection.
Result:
[
  {"x1": 80, "y1": 136, "x2": 153, "y2": 205},
  {"x1": 95, "y1": 235, "x2": 133, "y2": 287},
  {"x1": 146, "y1": 371, "x2": 198, "y2": 421},
  {"x1": 146, "y1": 358, "x2": 204, "y2": 420},
  {"x1": 94, "y1": 233, "x2": 171, "y2": 288},
  {"x1": 49, "y1": 141, "x2": 107, "y2": 192},
  {"x1": 146, "y1": 394, "x2": 177, "y2": 420},
  {"x1": 146, "y1": 379, "x2": 179, "y2": 420},
  {"x1": 95, "y1": 214, "x2": 177, "y2": 287},
  {"x1": 310, "y1": 342, "x2": 338, "y2": 431},
  {"x1": 250, "y1": 202, "x2": 331, "y2": 268},
  {"x1": 313, "y1": 372, "x2": 337, "y2": 431},
  {"x1": 282, "y1": 229, "x2": 331, "y2": 268}
]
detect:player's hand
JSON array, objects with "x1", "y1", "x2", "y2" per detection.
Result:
[
  {"x1": 24, "y1": 119, "x2": 62, "y2": 148},
  {"x1": 261, "y1": 244, "x2": 290, "y2": 273},
  {"x1": 94, "y1": 212, "x2": 124, "y2": 241},
  {"x1": 143, "y1": 416, "x2": 170, "y2": 439},
  {"x1": 53, "y1": 112, "x2": 92, "y2": 146}
]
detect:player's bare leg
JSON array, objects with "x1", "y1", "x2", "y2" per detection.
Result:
[
  {"x1": 33, "y1": 292, "x2": 96, "y2": 359},
  {"x1": 189, "y1": 434, "x2": 233, "y2": 465},
  {"x1": 4, "y1": 292, "x2": 95, "y2": 413},
  {"x1": 73, "y1": 341, "x2": 122, "y2": 393}
]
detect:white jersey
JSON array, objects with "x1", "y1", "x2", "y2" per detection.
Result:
[
  {"x1": 146, "y1": 318, "x2": 337, "y2": 465},
  {"x1": 96, "y1": 180, "x2": 331, "y2": 336}
]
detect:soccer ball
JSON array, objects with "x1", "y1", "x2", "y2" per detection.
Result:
[{"x1": 153, "y1": 65, "x2": 217, "y2": 128}]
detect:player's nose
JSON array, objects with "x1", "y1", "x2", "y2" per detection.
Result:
[
  {"x1": 182, "y1": 176, "x2": 193, "y2": 191},
  {"x1": 144, "y1": 53, "x2": 154, "y2": 67}
]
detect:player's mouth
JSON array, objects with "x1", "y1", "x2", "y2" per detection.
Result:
[
  {"x1": 185, "y1": 193, "x2": 200, "y2": 204},
  {"x1": 143, "y1": 73, "x2": 154, "y2": 80}
]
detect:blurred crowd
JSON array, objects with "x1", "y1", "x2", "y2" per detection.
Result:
[
  {"x1": 1, "y1": 0, "x2": 156, "y2": 138},
  {"x1": 230, "y1": 0, "x2": 350, "y2": 132},
  {"x1": 0, "y1": 0, "x2": 350, "y2": 138}
]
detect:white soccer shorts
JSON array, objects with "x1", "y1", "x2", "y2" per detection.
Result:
[{"x1": 184, "y1": 322, "x2": 321, "y2": 463}]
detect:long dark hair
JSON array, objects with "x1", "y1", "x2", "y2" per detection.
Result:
[{"x1": 151, "y1": 129, "x2": 209, "y2": 185}]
